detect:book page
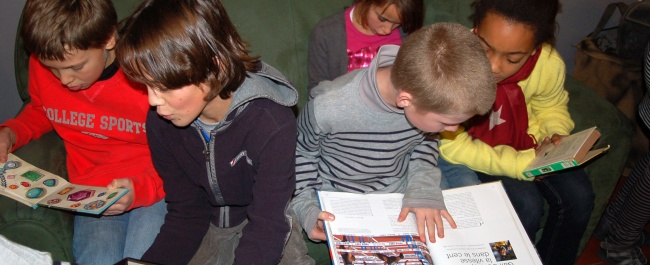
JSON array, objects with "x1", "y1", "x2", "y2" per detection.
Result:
[
  {"x1": 0, "y1": 154, "x2": 128, "y2": 214},
  {"x1": 0, "y1": 154, "x2": 71, "y2": 208},
  {"x1": 318, "y1": 192, "x2": 433, "y2": 264},
  {"x1": 426, "y1": 182, "x2": 542, "y2": 265},
  {"x1": 38, "y1": 183, "x2": 129, "y2": 215},
  {"x1": 527, "y1": 127, "x2": 598, "y2": 169}
]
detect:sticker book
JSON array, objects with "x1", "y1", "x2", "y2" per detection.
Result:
[{"x1": 0, "y1": 153, "x2": 128, "y2": 215}]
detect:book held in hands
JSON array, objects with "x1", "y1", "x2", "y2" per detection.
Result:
[
  {"x1": 523, "y1": 126, "x2": 609, "y2": 178},
  {"x1": 0, "y1": 153, "x2": 128, "y2": 215},
  {"x1": 317, "y1": 182, "x2": 542, "y2": 265}
]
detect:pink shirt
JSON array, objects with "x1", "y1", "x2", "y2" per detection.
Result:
[{"x1": 345, "y1": 5, "x2": 402, "y2": 72}]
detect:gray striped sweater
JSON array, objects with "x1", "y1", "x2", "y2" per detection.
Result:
[{"x1": 290, "y1": 45, "x2": 446, "y2": 235}]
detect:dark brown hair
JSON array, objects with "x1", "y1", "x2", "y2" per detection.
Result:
[
  {"x1": 20, "y1": 0, "x2": 117, "y2": 61},
  {"x1": 392, "y1": 23, "x2": 495, "y2": 115},
  {"x1": 355, "y1": 0, "x2": 424, "y2": 34},
  {"x1": 470, "y1": 0, "x2": 561, "y2": 48},
  {"x1": 116, "y1": 0, "x2": 259, "y2": 101}
]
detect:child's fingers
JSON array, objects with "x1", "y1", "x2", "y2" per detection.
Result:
[
  {"x1": 441, "y1": 210, "x2": 457, "y2": 229},
  {"x1": 415, "y1": 212, "x2": 427, "y2": 243},
  {"x1": 551, "y1": 134, "x2": 566, "y2": 145},
  {"x1": 106, "y1": 178, "x2": 133, "y2": 190},
  {"x1": 432, "y1": 214, "x2": 444, "y2": 241},
  {"x1": 397, "y1": 208, "x2": 410, "y2": 222},
  {"x1": 318, "y1": 211, "x2": 335, "y2": 221}
]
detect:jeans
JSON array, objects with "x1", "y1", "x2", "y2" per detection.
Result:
[
  {"x1": 478, "y1": 168, "x2": 594, "y2": 265},
  {"x1": 438, "y1": 157, "x2": 481, "y2": 190},
  {"x1": 73, "y1": 200, "x2": 167, "y2": 265}
]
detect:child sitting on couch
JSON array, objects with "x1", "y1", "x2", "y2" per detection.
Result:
[
  {"x1": 291, "y1": 22, "x2": 496, "y2": 247},
  {"x1": 0, "y1": 1, "x2": 166, "y2": 264}
]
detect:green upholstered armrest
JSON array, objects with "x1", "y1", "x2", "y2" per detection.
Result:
[{"x1": 564, "y1": 74, "x2": 632, "y2": 250}]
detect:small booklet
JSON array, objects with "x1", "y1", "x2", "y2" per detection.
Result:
[
  {"x1": 0, "y1": 154, "x2": 129, "y2": 215},
  {"x1": 523, "y1": 126, "x2": 610, "y2": 178},
  {"x1": 317, "y1": 182, "x2": 542, "y2": 265}
]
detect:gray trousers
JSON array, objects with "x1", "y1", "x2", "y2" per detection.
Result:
[{"x1": 188, "y1": 217, "x2": 314, "y2": 265}]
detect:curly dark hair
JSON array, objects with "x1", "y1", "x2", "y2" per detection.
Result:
[{"x1": 469, "y1": 0, "x2": 561, "y2": 48}]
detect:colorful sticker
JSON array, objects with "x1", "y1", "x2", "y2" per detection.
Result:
[
  {"x1": 58, "y1": 187, "x2": 74, "y2": 195},
  {"x1": 107, "y1": 192, "x2": 118, "y2": 200},
  {"x1": 47, "y1": 198, "x2": 61, "y2": 205},
  {"x1": 70, "y1": 203, "x2": 81, "y2": 208},
  {"x1": 84, "y1": 200, "x2": 106, "y2": 210},
  {"x1": 43, "y1": 179, "x2": 58, "y2": 187},
  {"x1": 21, "y1": 170, "x2": 44, "y2": 182},
  {"x1": 25, "y1": 187, "x2": 45, "y2": 199},
  {"x1": 67, "y1": 189, "x2": 95, "y2": 202}
]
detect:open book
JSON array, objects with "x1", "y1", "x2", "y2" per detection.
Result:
[
  {"x1": 0, "y1": 154, "x2": 128, "y2": 215},
  {"x1": 523, "y1": 126, "x2": 610, "y2": 178},
  {"x1": 317, "y1": 182, "x2": 541, "y2": 265}
]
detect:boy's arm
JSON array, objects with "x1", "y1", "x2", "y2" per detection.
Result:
[
  {"x1": 401, "y1": 137, "x2": 446, "y2": 210},
  {"x1": 2, "y1": 57, "x2": 56, "y2": 150},
  {"x1": 400, "y1": 138, "x2": 456, "y2": 242},
  {"x1": 290, "y1": 101, "x2": 325, "y2": 236},
  {"x1": 440, "y1": 130, "x2": 536, "y2": 179},
  {"x1": 236, "y1": 111, "x2": 297, "y2": 264},
  {"x1": 120, "y1": 165, "x2": 165, "y2": 210}
]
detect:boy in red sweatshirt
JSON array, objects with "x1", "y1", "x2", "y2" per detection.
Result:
[{"x1": 0, "y1": 1, "x2": 165, "y2": 264}]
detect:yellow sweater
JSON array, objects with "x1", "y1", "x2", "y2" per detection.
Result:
[{"x1": 440, "y1": 44, "x2": 574, "y2": 180}]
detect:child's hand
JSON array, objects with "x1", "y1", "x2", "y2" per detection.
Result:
[
  {"x1": 535, "y1": 133, "x2": 566, "y2": 155},
  {"x1": 308, "y1": 211, "x2": 335, "y2": 241},
  {"x1": 398, "y1": 207, "x2": 457, "y2": 243},
  {"x1": 0, "y1": 127, "x2": 16, "y2": 163},
  {"x1": 103, "y1": 178, "x2": 135, "y2": 216}
]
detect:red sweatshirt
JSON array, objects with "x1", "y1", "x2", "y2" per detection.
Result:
[{"x1": 2, "y1": 56, "x2": 164, "y2": 209}]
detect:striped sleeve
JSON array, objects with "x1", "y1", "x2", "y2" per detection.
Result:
[
  {"x1": 291, "y1": 100, "x2": 325, "y2": 235},
  {"x1": 403, "y1": 137, "x2": 446, "y2": 210}
]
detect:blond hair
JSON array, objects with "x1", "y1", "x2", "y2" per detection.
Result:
[{"x1": 392, "y1": 22, "x2": 495, "y2": 115}]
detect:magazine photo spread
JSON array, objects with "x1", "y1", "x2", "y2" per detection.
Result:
[{"x1": 317, "y1": 182, "x2": 541, "y2": 265}]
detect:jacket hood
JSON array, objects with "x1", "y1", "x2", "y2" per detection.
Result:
[{"x1": 228, "y1": 61, "x2": 298, "y2": 114}]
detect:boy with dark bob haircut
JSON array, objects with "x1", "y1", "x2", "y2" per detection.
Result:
[
  {"x1": 0, "y1": 1, "x2": 166, "y2": 264},
  {"x1": 291, "y1": 22, "x2": 495, "y2": 246},
  {"x1": 116, "y1": 0, "x2": 304, "y2": 264}
]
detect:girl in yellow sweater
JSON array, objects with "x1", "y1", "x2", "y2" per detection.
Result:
[{"x1": 439, "y1": 0, "x2": 594, "y2": 264}]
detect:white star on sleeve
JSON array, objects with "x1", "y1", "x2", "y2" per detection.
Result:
[{"x1": 489, "y1": 105, "x2": 507, "y2": 130}]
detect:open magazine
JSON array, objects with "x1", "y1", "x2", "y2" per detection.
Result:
[
  {"x1": 317, "y1": 182, "x2": 541, "y2": 265},
  {"x1": 0, "y1": 153, "x2": 129, "y2": 215}
]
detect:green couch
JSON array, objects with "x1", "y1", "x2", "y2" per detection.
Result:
[{"x1": 2, "y1": 0, "x2": 632, "y2": 263}]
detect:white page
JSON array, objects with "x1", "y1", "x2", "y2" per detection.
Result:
[{"x1": 426, "y1": 182, "x2": 542, "y2": 265}]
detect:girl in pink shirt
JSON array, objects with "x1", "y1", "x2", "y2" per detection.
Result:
[{"x1": 307, "y1": 0, "x2": 424, "y2": 90}]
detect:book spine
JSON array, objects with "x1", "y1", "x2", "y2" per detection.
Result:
[{"x1": 523, "y1": 160, "x2": 579, "y2": 177}]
